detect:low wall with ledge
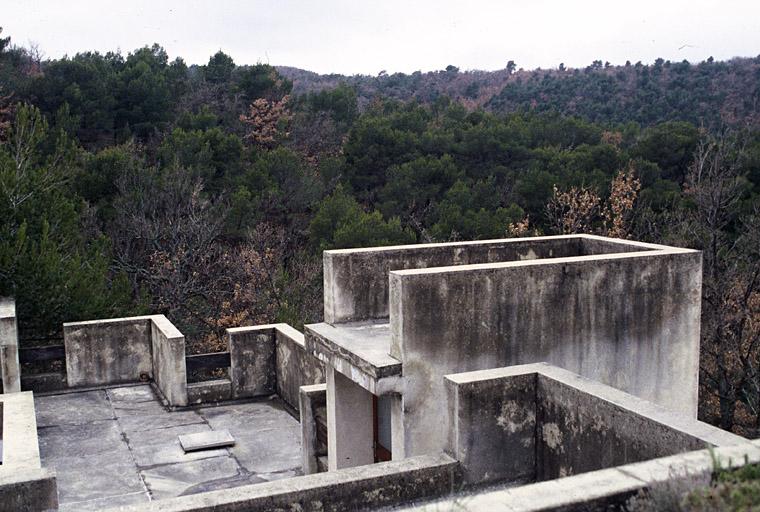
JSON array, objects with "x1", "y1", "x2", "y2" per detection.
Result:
[
  {"x1": 226, "y1": 324, "x2": 325, "y2": 412},
  {"x1": 445, "y1": 363, "x2": 751, "y2": 486},
  {"x1": 0, "y1": 392, "x2": 58, "y2": 511},
  {"x1": 64, "y1": 315, "x2": 188, "y2": 406}
]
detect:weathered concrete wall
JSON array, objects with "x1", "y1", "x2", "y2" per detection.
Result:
[
  {"x1": 324, "y1": 236, "x2": 611, "y2": 324},
  {"x1": 115, "y1": 453, "x2": 460, "y2": 512},
  {"x1": 444, "y1": 364, "x2": 749, "y2": 487},
  {"x1": 445, "y1": 368, "x2": 536, "y2": 485},
  {"x1": 300, "y1": 383, "x2": 327, "y2": 475},
  {"x1": 537, "y1": 373, "x2": 705, "y2": 480},
  {"x1": 228, "y1": 326, "x2": 277, "y2": 399},
  {"x1": 64, "y1": 316, "x2": 154, "y2": 387},
  {"x1": 0, "y1": 467, "x2": 58, "y2": 512},
  {"x1": 391, "y1": 246, "x2": 702, "y2": 459},
  {"x1": 151, "y1": 315, "x2": 188, "y2": 407},
  {"x1": 399, "y1": 441, "x2": 760, "y2": 512},
  {"x1": 0, "y1": 298, "x2": 20, "y2": 393},
  {"x1": 275, "y1": 324, "x2": 325, "y2": 413},
  {"x1": 187, "y1": 379, "x2": 232, "y2": 404},
  {"x1": 0, "y1": 391, "x2": 59, "y2": 511}
]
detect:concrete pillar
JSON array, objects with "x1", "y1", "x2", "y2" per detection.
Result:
[
  {"x1": 390, "y1": 393, "x2": 405, "y2": 460},
  {"x1": 0, "y1": 299, "x2": 21, "y2": 394},
  {"x1": 327, "y1": 364, "x2": 374, "y2": 470},
  {"x1": 299, "y1": 383, "x2": 327, "y2": 475}
]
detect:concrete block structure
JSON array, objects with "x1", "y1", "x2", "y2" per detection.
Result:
[
  {"x1": 306, "y1": 235, "x2": 702, "y2": 467},
  {"x1": 9, "y1": 235, "x2": 760, "y2": 512}
]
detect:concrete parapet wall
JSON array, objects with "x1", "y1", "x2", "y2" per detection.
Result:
[
  {"x1": 228, "y1": 326, "x2": 277, "y2": 399},
  {"x1": 275, "y1": 324, "x2": 325, "y2": 413},
  {"x1": 151, "y1": 315, "x2": 188, "y2": 407},
  {"x1": 391, "y1": 243, "x2": 702, "y2": 458},
  {"x1": 0, "y1": 467, "x2": 58, "y2": 512},
  {"x1": 445, "y1": 368, "x2": 537, "y2": 485},
  {"x1": 0, "y1": 391, "x2": 59, "y2": 511},
  {"x1": 64, "y1": 315, "x2": 188, "y2": 406},
  {"x1": 64, "y1": 316, "x2": 155, "y2": 387},
  {"x1": 0, "y1": 298, "x2": 20, "y2": 393},
  {"x1": 324, "y1": 236, "x2": 581, "y2": 324},
  {"x1": 115, "y1": 454, "x2": 460, "y2": 512},
  {"x1": 404, "y1": 441, "x2": 760, "y2": 512},
  {"x1": 227, "y1": 324, "x2": 324, "y2": 412},
  {"x1": 445, "y1": 364, "x2": 750, "y2": 486},
  {"x1": 323, "y1": 234, "x2": 664, "y2": 324}
]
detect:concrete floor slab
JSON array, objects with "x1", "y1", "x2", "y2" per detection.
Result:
[
  {"x1": 127, "y1": 424, "x2": 229, "y2": 467},
  {"x1": 112, "y1": 397, "x2": 168, "y2": 417},
  {"x1": 36, "y1": 385, "x2": 302, "y2": 508},
  {"x1": 118, "y1": 411, "x2": 205, "y2": 433},
  {"x1": 35, "y1": 390, "x2": 113, "y2": 427},
  {"x1": 140, "y1": 455, "x2": 243, "y2": 500},
  {"x1": 38, "y1": 420, "x2": 126, "y2": 460},
  {"x1": 201, "y1": 400, "x2": 295, "y2": 432},
  {"x1": 50, "y1": 450, "x2": 145, "y2": 503},
  {"x1": 230, "y1": 425, "x2": 302, "y2": 474}
]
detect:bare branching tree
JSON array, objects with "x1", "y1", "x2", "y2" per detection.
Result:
[
  {"x1": 547, "y1": 165, "x2": 641, "y2": 239},
  {"x1": 110, "y1": 165, "x2": 231, "y2": 338},
  {"x1": 546, "y1": 184, "x2": 602, "y2": 235},
  {"x1": 680, "y1": 132, "x2": 760, "y2": 435},
  {"x1": 604, "y1": 164, "x2": 641, "y2": 238},
  {"x1": 240, "y1": 96, "x2": 291, "y2": 148}
]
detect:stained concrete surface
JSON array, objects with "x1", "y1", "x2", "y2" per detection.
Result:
[{"x1": 35, "y1": 385, "x2": 302, "y2": 511}]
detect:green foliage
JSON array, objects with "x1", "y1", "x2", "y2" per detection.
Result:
[
  {"x1": 157, "y1": 125, "x2": 244, "y2": 194},
  {"x1": 204, "y1": 51, "x2": 235, "y2": 84},
  {"x1": 303, "y1": 83, "x2": 358, "y2": 124},
  {"x1": 487, "y1": 58, "x2": 750, "y2": 129},
  {"x1": 309, "y1": 185, "x2": 415, "y2": 250},
  {"x1": 0, "y1": 105, "x2": 137, "y2": 337},
  {"x1": 235, "y1": 63, "x2": 292, "y2": 102}
]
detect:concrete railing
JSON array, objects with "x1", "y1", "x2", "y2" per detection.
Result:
[
  {"x1": 64, "y1": 315, "x2": 188, "y2": 406},
  {"x1": 0, "y1": 298, "x2": 21, "y2": 393},
  {"x1": 0, "y1": 392, "x2": 58, "y2": 510}
]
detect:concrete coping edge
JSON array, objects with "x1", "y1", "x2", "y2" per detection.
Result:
[
  {"x1": 391, "y1": 247, "x2": 698, "y2": 277},
  {"x1": 323, "y1": 234, "x2": 679, "y2": 256}
]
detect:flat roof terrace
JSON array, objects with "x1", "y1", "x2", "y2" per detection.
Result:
[{"x1": 35, "y1": 385, "x2": 302, "y2": 511}]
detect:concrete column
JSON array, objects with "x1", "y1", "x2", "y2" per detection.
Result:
[
  {"x1": 327, "y1": 364, "x2": 374, "y2": 470},
  {"x1": 0, "y1": 299, "x2": 21, "y2": 393},
  {"x1": 299, "y1": 383, "x2": 327, "y2": 475},
  {"x1": 390, "y1": 393, "x2": 405, "y2": 460}
]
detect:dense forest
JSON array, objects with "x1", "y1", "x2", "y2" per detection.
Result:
[{"x1": 0, "y1": 27, "x2": 758, "y2": 436}]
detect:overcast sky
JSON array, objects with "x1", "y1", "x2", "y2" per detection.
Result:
[{"x1": 3, "y1": 0, "x2": 759, "y2": 75}]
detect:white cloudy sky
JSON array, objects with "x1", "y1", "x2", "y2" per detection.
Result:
[{"x1": 3, "y1": 0, "x2": 759, "y2": 75}]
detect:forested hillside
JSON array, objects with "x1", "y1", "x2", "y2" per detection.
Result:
[
  {"x1": 1, "y1": 28, "x2": 758, "y2": 436},
  {"x1": 280, "y1": 56, "x2": 760, "y2": 128}
]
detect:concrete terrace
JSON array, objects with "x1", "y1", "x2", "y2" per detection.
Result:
[{"x1": 35, "y1": 385, "x2": 301, "y2": 511}]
